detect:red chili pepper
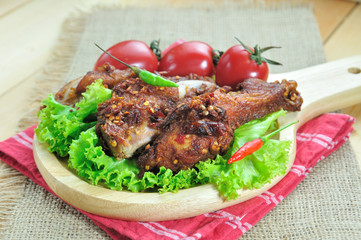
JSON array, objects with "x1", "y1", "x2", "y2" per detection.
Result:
[
  {"x1": 227, "y1": 138, "x2": 264, "y2": 164},
  {"x1": 227, "y1": 120, "x2": 298, "y2": 164}
]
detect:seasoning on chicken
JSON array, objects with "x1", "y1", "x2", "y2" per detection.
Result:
[
  {"x1": 136, "y1": 78, "x2": 303, "y2": 173},
  {"x1": 96, "y1": 75, "x2": 219, "y2": 159}
]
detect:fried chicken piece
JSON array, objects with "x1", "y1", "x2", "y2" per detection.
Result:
[
  {"x1": 55, "y1": 63, "x2": 135, "y2": 106},
  {"x1": 55, "y1": 63, "x2": 217, "y2": 106},
  {"x1": 54, "y1": 62, "x2": 218, "y2": 159},
  {"x1": 76, "y1": 64, "x2": 136, "y2": 94},
  {"x1": 53, "y1": 77, "x2": 82, "y2": 106},
  {"x1": 136, "y1": 78, "x2": 303, "y2": 173},
  {"x1": 96, "y1": 76, "x2": 218, "y2": 159}
]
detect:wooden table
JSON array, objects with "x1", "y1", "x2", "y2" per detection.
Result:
[{"x1": 1, "y1": 0, "x2": 361, "y2": 169}]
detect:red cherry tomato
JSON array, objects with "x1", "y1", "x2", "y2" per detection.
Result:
[
  {"x1": 158, "y1": 41, "x2": 215, "y2": 76},
  {"x1": 94, "y1": 40, "x2": 158, "y2": 72},
  {"x1": 215, "y1": 45, "x2": 269, "y2": 90}
]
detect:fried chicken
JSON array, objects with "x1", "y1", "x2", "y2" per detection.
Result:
[
  {"x1": 54, "y1": 62, "x2": 218, "y2": 159},
  {"x1": 96, "y1": 75, "x2": 218, "y2": 159},
  {"x1": 55, "y1": 63, "x2": 135, "y2": 106},
  {"x1": 136, "y1": 79, "x2": 303, "y2": 173},
  {"x1": 55, "y1": 63, "x2": 217, "y2": 106},
  {"x1": 54, "y1": 62, "x2": 303, "y2": 175}
]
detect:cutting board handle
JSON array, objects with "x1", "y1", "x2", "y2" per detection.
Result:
[{"x1": 269, "y1": 55, "x2": 361, "y2": 124}]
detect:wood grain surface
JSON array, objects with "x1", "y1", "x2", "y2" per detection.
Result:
[{"x1": 33, "y1": 56, "x2": 361, "y2": 221}]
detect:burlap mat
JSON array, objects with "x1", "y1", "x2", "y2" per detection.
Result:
[{"x1": 1, "y1": 1, "x2": 361, "y2": 239}]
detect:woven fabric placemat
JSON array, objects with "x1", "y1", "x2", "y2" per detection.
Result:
[{"x1": 1, "y1": 2, "x2": 361, "y2": 239}]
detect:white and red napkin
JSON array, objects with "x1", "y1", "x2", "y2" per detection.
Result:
[{"x1": 0, "y1": 113, "x2": 355, "y2": 240}]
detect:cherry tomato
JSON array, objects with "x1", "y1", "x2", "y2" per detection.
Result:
[
  {"x1": 161, "y1": 38, "x2": 186, "y2": 56},
  {"x1": 215, "y1": 38, "x2": 282, "y2": 90},
  {"x1": 215, "y1": 45, "x2": 269, "y2": 90},
  {"x1": 94, "y1": 40, "x2": 158, "y2": 72},
  {"x1": 158, "y1": 41, "x2": 215, "y2": 76}
]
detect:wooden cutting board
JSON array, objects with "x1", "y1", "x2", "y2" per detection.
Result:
[{"x1": 33, "y1": 55, "x2": 361, "y2": 221}]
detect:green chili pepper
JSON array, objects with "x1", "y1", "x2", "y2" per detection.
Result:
[
  {"x1": 138, "y1": 71, "x2": 179, "y2": 87},
  {"x1": 95, "y1": 43, "x2": 179, "y2": 88}
]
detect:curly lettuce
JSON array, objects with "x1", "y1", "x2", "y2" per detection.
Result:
[
  {"x1": 66, "y1": 106, "x2": 291, "y2": 200},
  {"x1": 196, "y1": 110, "x2": 291, "y2": 199},
  {"x1": 36, "y1": 80, "x2": 291, "y2": 200},
  {"x1": 68, "y1": 126, "x2": 201, "y2": 193},
  {"x1": 35, "y1": 79, "x2": 112, "y2": 157}
]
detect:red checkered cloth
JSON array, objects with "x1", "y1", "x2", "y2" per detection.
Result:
[{"x1": 0, "y1": 113, "x2": 355, "y2": 240}]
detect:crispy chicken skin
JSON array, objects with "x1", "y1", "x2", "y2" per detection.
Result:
[
  {"x1": 55, "y1": 64, "x2": 135, "y2": 106},
  {"x1": 96, "y1": 75, "x2": 218, "y2": 159},
  {"x1": 53, "y1": 63, "x2": 303, "y2": 174},
  {"x1": 136, "y1": 79, "x2": 303, "y2": 173},
  {"x1": 76, "y1": 64, "x2": 136, "y2": 95},
  {"x1": 54, "y1": 62, "x2": 218, "y2": 159},
  {"x1": 55, "y1": 63, "x2": 216, "y2": 106}
]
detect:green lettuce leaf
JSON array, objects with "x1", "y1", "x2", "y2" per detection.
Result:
[
  {"x1": 36, "y1": 78, "x2": 291, "y2": 199},
  {"x1": 66, "y1": 109, "x2": 291, "y2": 200},
  {"x1": 35, "y1": 79, "x2": 112, "y2": 157},
  {"x1": 68, "y1": 126, "x2": 200, "y2": 193},
  {"x1": 75, "y1": 79, "x2": 113, "y2": 120},
  {"x1": 196, "y1": 109, "x2": 291, "y2": 200},
  {"x1": 68, "y1": 126, "x2": 141, "y2": 190}
]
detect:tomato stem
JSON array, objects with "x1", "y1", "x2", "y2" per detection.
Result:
[
  {"x1": 212, "y1": 49, "x2": 224, "y2": 66},
  {"x1": 150, "y1": 39, "x2": 162, "y2": 61},
  {"x1": 234, "y1": 37, "x2": 282, "y2": 66}
]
